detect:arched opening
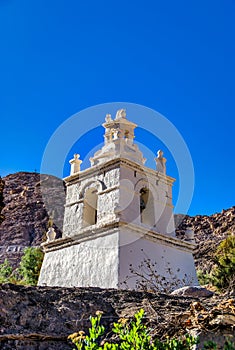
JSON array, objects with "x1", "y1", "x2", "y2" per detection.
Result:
[
  {"x1": 140, "y1": 187, "x2": 155, "y2": 227},
  {"x1": 83, "y1": 187, "x2": 98, "y2": 228}
]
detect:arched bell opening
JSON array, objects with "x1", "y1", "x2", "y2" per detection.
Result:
[
  {"x1": 83, "y1": 187, "x2": 98, "y2": 228},
  {"x1": 140, "y1": 187, "x2": 155, "y2": 227}
]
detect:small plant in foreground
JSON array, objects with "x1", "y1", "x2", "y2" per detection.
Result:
[
  {"x1": 68, "y1": 310, "x2": 105, "y2": 350},
  {"x1": 68, "y1": 309, "x2": 198, "y2": 350}
]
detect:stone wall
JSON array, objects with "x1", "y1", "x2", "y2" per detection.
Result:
[{"x1": 0, "y1": 283, "x2": 234, "y2": 350}]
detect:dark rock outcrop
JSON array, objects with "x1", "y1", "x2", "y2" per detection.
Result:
[{"x1": 0, "y1": 172, "x2": 65, "y2": 267}]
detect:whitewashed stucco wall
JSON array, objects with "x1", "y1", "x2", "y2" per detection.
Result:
[
  {"x1": 118, "y1": 228, "x2": 198, "y2": 290},
  {"x1": 38, "y1": 231, "x2": 119, "y2": 288}
]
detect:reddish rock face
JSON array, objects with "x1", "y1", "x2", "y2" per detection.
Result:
[{"x1": 0, "y1": 172, "x2": 65, "y2": 267}]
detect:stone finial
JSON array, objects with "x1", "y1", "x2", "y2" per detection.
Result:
[
  {"x1": 155, "y1": 150, "x2": 167, "y2": 174},
  {"x1": 115, "y1": 109, "x2": 126, "y2": 120},
  {"x1": 105, "y1": 114, "x2": 112, "y2": 123},
  {"x1": 46, "y1": 227, "x2": 56, "y2": 242},
  {"x1": 93, "y1": 109, "x2": 146, "y2": 166},
  {"x1": 69, "y1": 154, "x2": 82, "y2": 175},
  {"x1": 185, "y1": 228, "x2": 195, "y2": 243}
]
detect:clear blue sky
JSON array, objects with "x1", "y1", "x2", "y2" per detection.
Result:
[{"x1": 0, "y1": 0, "x2": 234, "y2": 216}]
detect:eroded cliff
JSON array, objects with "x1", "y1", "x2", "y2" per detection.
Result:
[{"x1": 0, "y1": 172, "x2": 65, "y2": 266}]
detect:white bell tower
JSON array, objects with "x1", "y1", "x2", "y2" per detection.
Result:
[{"x1": 38, "y1": 109, "x2": 198, "y2": 289}]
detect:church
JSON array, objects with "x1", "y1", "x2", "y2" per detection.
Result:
[{"x1": 38, "y1": 109, "x2": 198, "y2": 289}]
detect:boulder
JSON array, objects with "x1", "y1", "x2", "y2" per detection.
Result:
[{"x1": 171, "y1": 286, "x2": 214, "y2": 297}]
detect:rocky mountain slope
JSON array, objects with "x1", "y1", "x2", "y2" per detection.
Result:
[
  {"x1": 0, "y1": 172, "x2": 65, "y2": 266},
  {"x1": 176, "y1": 207, "x2": 235, "y2": 274}
]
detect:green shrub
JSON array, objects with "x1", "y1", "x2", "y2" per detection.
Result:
[
  {"x1": 0, "y1": 259, "x2": 13, "y2": 283},
  {"x1": 211, "y1": 235, "x2": 235, "y2": 290},
  {"x1": 68, "y1": 309, "x2": 198, "y2": 350},
  {"x1": 197, "y1": 235, "x2": 235, "y2": 292},
  {"x1": 197, "y1": 270, "x2": 212, "y2": 286},
  {"x1": 68, "y1": 310, "x2": 235, "y2": 350},
  {"x1": 0, "y1": 247, "x2": 44, "y2": 286},
  {"x1": 203, "y1": 340, "x2": 235, "y2": 350},
  {"x1": 18, "y1": 247, "x2": 44, "y2": 285}
]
